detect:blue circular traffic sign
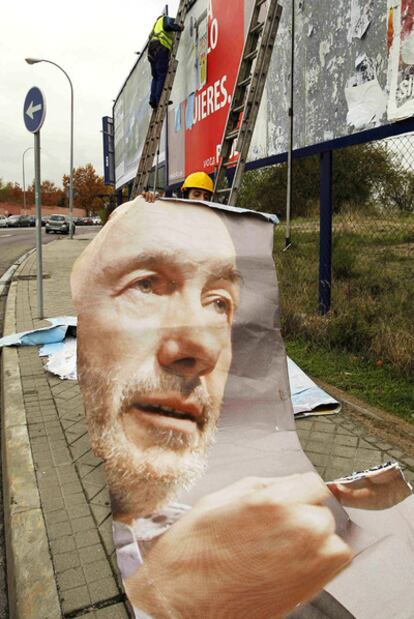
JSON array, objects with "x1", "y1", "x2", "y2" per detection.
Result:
[{"x1": 23, "y1": 87, "x2": 46, "y2": 133}]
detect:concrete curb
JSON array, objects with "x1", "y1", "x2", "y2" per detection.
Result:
[
  {"x1": 0, "y1": 249, "x2": 36, "y2": 296},
  {"x1": 315, "y1": 377, "x2": 414, "y2": 442},
  {"x1": 1, "y1": 259, "x2": 61, "y2": 617}
]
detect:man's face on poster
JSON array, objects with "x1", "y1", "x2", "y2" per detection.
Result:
[{"x1": 72, "y1": 200, "x2": 240, "y2": 519}]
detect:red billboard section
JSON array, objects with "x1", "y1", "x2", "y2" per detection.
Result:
[{"x1": 184, "y1": 0, "x2": 245, "y2": 177}]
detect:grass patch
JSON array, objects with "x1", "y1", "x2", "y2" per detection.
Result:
[
  {"x1": 285, "y1": 338, "x2": 414, "y2": 423},
  {"x1": 274, "y1": 223, "x2": 414, "y2": 378},
  {"x1": 273, "y1": 216, "x2": 413, "y2": 423}
]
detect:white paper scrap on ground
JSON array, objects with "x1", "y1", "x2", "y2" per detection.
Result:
[
  {"x1": 0, "y1": 316, "x2": 77, "y2": 347},
  {"x1": 45, "y1": 337, "x2": 77, "y2": 381},
  {"x1": 38, "y1": 342, "x2": 65, "y2": 357},
  {"x1": 287, "y1": 358, "x2": 341, "y2": 417}
]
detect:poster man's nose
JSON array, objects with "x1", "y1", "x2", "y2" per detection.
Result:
[{"x1": 157, "y1": 329, "x2": 222, "y2": 378}]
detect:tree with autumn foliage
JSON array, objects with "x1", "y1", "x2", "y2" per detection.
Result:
[
  {"x1": 63, "y1": 164, "x2": 114, "y2": 215},
  {"x1": 0, "y1": 178, "x2": 64, "y2": 206},
  {"x1": 0, "y1": 179, "x2": 23, "y2": 203},
  {"x1": 25, "y1": 180, "x2": 65, "y2": 206}
]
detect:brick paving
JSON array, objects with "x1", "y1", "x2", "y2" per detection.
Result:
[
  {"x1": 296, "y1": 415, "x2": 414, "y2": 487},
  {"x1": 7, "y1": 234, "x2": 414, "y2": 617},
  {"x1": 14, "y1": 238, "x2": 128, "y2": 618}
]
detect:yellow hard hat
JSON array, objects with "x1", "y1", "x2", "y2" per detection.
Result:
[{"x1": 181, "y1": 172, "x2": 214, "y2": 194}]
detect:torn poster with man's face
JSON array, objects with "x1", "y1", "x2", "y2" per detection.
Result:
[{"x1": 72, "y1": 198, "x2": 414, "y2": 619}]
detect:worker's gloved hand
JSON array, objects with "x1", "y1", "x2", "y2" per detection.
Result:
[
  {"x1": 124, "y1": 473, "x2": 352, "y2": 619},
  {"x1": 141, "y1": 191, "x2": 159, "y2": 203}
]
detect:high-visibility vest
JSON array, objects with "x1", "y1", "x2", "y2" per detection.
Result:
[{"x1": 149, "y1": 16, "x2": 174, "y2": 52}]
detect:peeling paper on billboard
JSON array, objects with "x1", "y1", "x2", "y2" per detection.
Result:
[
  {"x1": 348, "y1": 0, "x2": 374, "y2": 42},
  {"x1": 71, "y1": 198, "x2": 414, "y2": 619},
  {"x1": 197, "y1": 12, "x2": 208, "y2": 89},
  {"x1": 345, "y1": 54, "x2": 387, "y2": 128},
  {"x1": 175, "y1": 105, "x2": 182, "y2": 132},
  {"x1": 185, "y1": 93, "x2": 195, "y2": 129},
  {"x1": 387, "y1": 0, "x2": 414, "y2": 120}
]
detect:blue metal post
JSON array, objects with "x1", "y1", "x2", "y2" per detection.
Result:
[{"x1": 319, "y1": 150, "x2": 333, "y2": 315}]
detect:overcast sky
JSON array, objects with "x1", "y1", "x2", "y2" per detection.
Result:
[{"x1": 0, "y1": 0, "x2": 180, "y2": 188}]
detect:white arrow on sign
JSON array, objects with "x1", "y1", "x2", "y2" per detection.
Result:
[{"x1": 25, "y1": 100, "x2": 42, "y2": 120}]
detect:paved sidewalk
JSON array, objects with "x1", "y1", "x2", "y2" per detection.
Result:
[{"x1": 2, "y1": 234, "x2": 414, "y2": 618}]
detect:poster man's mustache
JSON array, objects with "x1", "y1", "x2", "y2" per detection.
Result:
[{"x1": 120, "y1": 371, "x2": 214, "y2": 430}]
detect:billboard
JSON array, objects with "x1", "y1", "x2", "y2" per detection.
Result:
[
  {"x1": 113, "y1": 0, "x2": 414, "y2": 190},
  {"x1": 168, "y1": 0, "x2": 245, "y2": 182},
  {"x1": 113, "y1": 50, "x2": 166, "y2": 188},
  {"x1": 102, "y1": 116, "x2": 115, "y2": 185}
]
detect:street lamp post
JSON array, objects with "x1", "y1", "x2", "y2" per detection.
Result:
[
  {"x1": 25, "y1": 57, "x2": 74, "y2": 238},
  {"x1": 22, "y1": 146, "x2": 34, "y2": 214}
]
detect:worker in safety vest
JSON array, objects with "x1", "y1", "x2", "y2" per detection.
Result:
[
  {"x1": 148, "y1": 15, "x2": 184, "y2": 109},
  {"x1": 142, "y1": 171, "x2": 214, "y2": 203}
]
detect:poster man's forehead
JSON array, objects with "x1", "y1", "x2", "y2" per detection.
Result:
[{"x1": 72, "y1": 199, "x2": 237, "y2": 305}]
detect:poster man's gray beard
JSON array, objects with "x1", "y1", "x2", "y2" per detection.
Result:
[{"x1": 79, "y1": 365, "x2": 221, "y2": 518}]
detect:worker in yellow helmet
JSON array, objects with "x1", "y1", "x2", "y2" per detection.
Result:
[
  {"x1": 148, "y1": 15, "x2": 184, "y2": 109},
  {"x1": 181, "y1": 172, "x2": 214, "y2": 201},
  {"x1": 142, "y1": 171, "x2": 214, "y2": 203}
]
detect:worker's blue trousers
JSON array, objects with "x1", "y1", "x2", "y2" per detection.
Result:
[{"x1": 149, "y1": 50, "x2": 169, "y2": 108}]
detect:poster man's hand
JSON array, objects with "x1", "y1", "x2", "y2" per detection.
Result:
[
  {"x1": 125, "y1": 473, "x2": 352, "y2": 619},
  {"x1": 327, "y1": 465, "x2": 412, "y2": 510}
]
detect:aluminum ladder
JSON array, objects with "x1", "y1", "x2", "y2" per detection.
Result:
[
  {"x1": 212, "y1": 0, "x2": 282, "y2": 206},
  {"x1": 130, "y1": 0, "x2": 190, "y2": 199}
]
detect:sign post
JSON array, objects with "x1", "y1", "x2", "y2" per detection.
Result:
[{"x1": 23, "y1": 86, "x2": 46, "y2": 319}]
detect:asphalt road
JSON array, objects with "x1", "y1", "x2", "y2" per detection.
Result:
[
  {"x1": 0, "y1": 224, "x2": 100, "y2": 617},
  {"x1": 0, "y1": 226, "x2": 99, "y2": 278}
]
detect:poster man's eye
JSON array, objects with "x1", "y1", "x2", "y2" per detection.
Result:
[
  {"x1": 135, "y1": 278, "x2": 154, "y2": 293},
  {"x1": 212, "y1": 297, "x2": 231, "y2": 315},
  {"x1": 127, "y1": 275, "x2": 175, "y2": 296}
]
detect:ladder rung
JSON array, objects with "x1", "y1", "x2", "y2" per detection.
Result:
[
  {"x1": 243, "y1": 49, "x2": 258, "y2": 61},
  {"x1": 215, "y1": 188, "x2": 231, "y2": 194},
  {"x1": 237, "y1": 76, "x2": 251, "y2": 89},
  {"x1": 232, "y1": 103, "x2": 245, "y2": 114},
  {"x1": 250, "y1": 22, "x2": 264, "y2": 35},
  {"x1": 223, "y1": 160, "x2": 236, "y2": 168},
  {"x1": 225, "y1": 128, "x2": 239, "y2": 140}
]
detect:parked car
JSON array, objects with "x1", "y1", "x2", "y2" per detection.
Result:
[
  {"x1": 7, "y1": 215, "x2": 24, "y2": 227},
  {"x1": 92, "y1": 216, "x2": 102, "y2": 225},
  {"x1": 41, "y1": 216, "x2": 48, "y2": 227},
  {"x1": 18, "y1": 215, "x2": 33, "y2": 227},
  {"x1": 0, "y1": 215, "x2": 8, "y2": 228},
  {"x1": 82, "y1": 217, "x2": 93, "y2": 226},
  {"x1": 45, "y1": 214, "x2": 75, "y2": 235}
]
